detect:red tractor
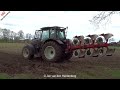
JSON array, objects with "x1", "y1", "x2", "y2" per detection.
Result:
[{"x1": 22, "y1": 26, "x2": 115, "y2": 62}]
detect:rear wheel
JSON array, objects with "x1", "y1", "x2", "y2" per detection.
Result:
[
  {"x1": 41, "y1": 41, "x2": 63, "y2": 62},
  {"x1": 22, "y1": 45, "x2": 34, "y2": 60}
]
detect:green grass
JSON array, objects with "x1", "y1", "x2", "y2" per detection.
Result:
[
  {"x1": 115, "y1": 46, "x2": 120, "y2": 50},
  {"x1": 0, "y1": 43, "x2": 25, "y2": 54},
  {"x1": 0, "y1": 73, "x2": 42, "y2": 79},
  {"x1": 12, "y1": 74, "x2": 37, "y2": 79},
  {"x1": 72, "y1": 66, "x2": 111, "y2": 79},
  {"x1": 0, "y1": 73, "x2": 11, "y2": 79},
  {"x1": 77, "y1": 68, "x2": 120, "y2": 79},
  {"x1": 110, "y1": 46, "x2": 120, "y2": 50},
  {"x1": 110, "y1": 70, "x2": 120, "y2": 78}
]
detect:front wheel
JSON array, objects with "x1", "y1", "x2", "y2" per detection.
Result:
[{"x1": 22, "y1": 45, "x2": 34, "y2": 60}]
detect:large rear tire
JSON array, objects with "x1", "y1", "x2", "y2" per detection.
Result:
[
  {"x1": 41, "y1": 41, "x2": 63, "y2": 62},
  {"x1": 22, "y1": 45, "x2": 34, "y2": 60}
]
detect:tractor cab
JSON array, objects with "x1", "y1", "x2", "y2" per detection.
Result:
[{"x1": 34, "y1": 26, "x2": 67, "y2": 41}]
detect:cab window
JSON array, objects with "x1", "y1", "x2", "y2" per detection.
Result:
[{"x1": 41, "y1": 30, "x2": 49, "y2": 40}]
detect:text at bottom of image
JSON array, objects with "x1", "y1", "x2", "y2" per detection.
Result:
[{"x1": 44, "y1": 74, "x2": 76, "y2": 78}]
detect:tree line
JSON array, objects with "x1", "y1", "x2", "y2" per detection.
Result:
[{"x1": 0, "y1": 28, "x2": 33, "y2": 43}]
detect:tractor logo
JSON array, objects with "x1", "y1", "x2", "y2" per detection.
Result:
[{"x1": 0, "y1": 11, "x2": 10, "y2": 21}]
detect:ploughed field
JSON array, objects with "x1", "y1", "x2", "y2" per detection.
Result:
[{"x1": 0, "y1": 43, "x2": 120, "y2": 79}]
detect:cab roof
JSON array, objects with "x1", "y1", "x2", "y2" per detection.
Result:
[{"x1": 40, "y1": 26, "x2": 66, "y2": 30}]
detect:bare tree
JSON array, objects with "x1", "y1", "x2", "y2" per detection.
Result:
[{"x1": 89, "y1": 11, "x2": 119, "y2": 28}]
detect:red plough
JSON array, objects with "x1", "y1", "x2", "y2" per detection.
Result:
[{"x1": 66, "y1": 33, "x2": 115, "y2": 58}]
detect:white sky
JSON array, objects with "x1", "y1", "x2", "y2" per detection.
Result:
[{"x1": 0, "y1": 11, "x2": 120, "y2": 42}]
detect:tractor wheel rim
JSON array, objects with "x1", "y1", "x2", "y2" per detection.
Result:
[
  {"x1": 23, "y1": 48, "x2": 29, "y2": 58},
  {"x1": 44, "y1": 46, "x2": 55, "y2": 60}
]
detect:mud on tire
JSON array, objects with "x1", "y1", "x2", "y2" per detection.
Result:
[{"x1": 41, "y1": 41, "x2": 63, "y2": 62}]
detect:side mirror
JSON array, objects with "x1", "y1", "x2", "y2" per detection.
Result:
[
  {"x1": 65, "y1": 30, "x2": 67, "y2": 37},
  {"x1": 65, "y1": 27, "x2": 68, "y2": 37}
]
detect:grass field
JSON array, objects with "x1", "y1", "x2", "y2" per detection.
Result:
[
  {"x1": 0, "y1": 43, "x2": 25, "y2": 54},
  {"x1": 0, "y1": 43, "x2": 120, "y2": 79}
]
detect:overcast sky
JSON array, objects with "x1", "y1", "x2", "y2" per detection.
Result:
[{"x1": 0, "y1": 11, "x2": 120, "y2": 42}]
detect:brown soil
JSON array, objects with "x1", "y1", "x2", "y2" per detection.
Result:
[{"x1": 0, "y1": 50, "x2": 120, "y2": 78}]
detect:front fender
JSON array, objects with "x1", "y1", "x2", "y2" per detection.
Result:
[{"x1": 27, "y1": 44, "x2": 35, "y2": 54}]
